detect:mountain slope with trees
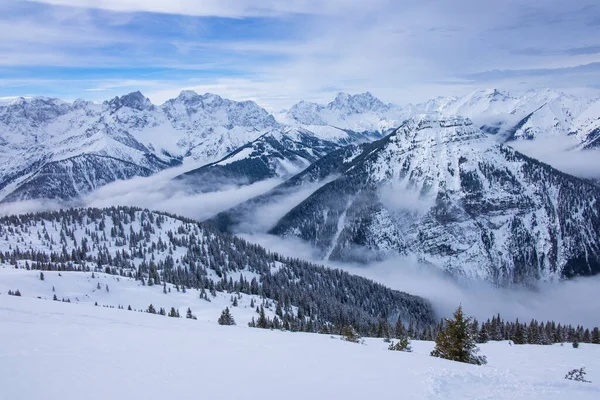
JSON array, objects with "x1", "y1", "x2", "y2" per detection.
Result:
[{"x1": 0, "y1": 206, "x2": 435, "y2": 333}]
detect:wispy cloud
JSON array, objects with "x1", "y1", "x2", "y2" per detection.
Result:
[{"x1": 1, "y1": 0, "x2": 599, "y2": 108}]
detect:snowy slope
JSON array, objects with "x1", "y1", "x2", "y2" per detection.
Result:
[
  {"x1": 1, "y1": 292, "x2": 599, "y2": 400},
  {"x1": 572, "y1": 98, "x2": 600, "y2": 149},
  {"x1": 218, "y1": 115, "x2": 600, "y2": 284},
  {"x1": 427, "y1": 88, "x2": 598, "y2": 147},
  {"x1": 0, "y1": 206, "x2": 434, "y2": 329},
  {"x1": 175, "y1": 127, "x2": 340, "y2": 192}
]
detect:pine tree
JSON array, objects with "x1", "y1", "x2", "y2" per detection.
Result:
[
  {"x1": 147, "y1": 304, "x2": 156, "y2": 314},
  {"x1": 40, "y1": 272, "x2": 44, "y2": 281},
  {"x1": 395, "y1": 317, "x2": 407, "y2": 339},
  {"x1": 431, "y1": 305, "x2": 487, "y2": 365},
  {"x1": 218, "y1": 307, "x2": 236, "y2": 326},
  {"x1": 592, "y1": 327, "x2": 600, "y2": 344},
  {"x1": 257, "y1": 305, "x2": 268, "y2": 328},
  {"x1": 186, "y1": 307, "x2": 196, "y2": 319},
  {"x1": 232, "y1": 297, "x2": 238, "y2": 307},
  {"x1": 388, "y1": 333, "x2": 412, "y2": 352},
  {"x1": 341, "y1": 326, "x2": 361, "y2": 343}
]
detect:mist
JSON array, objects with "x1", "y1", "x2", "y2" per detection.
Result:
[
  {"x1": 240, "y1": 232, "x2": 600, "y2": 327},
  {"x1": 81, "y1": 167, "x2": 283, "y2": 222},
  {"x1": 233, "y1": 176, "x2": 338, "y2": 233},
  {"x1": 510, "y1": 137, "x2": 600, "y2": 179},
  {"x1": 0, "y1": 164, "x2": 283, "y2": 222}
]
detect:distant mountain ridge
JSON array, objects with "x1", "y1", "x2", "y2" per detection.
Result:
[{"x1": 1, "y1": 88, "x2": 599, "y2": 203}]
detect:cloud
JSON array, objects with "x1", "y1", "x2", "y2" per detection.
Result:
[
  {"x1": 27, "y1": 0, "x2": 374, "y2": 17},
  {"x1": 509, "y1": 137, "x2": 600, "y2": 179},
  {"x1": 80, "y1": 165, "x2": 282, "y2": 221},
  {"x1": 337, "y1": 256, "x2": 600, "y2": 327},
  {"x1": 1, "y1": 0, "x2": 599, "y2": 108},
  {"x1": 231, "y1": 177, "x2": 338, "y2": 233},
  {"x1": 239, "y1": 232, "x2": 600, "y2": 327}
]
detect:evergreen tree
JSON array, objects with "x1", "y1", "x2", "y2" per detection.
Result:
[
  {"x1": 147, "y1": 304, "x2": 156, "y2": 314},
  {"x1": 39, "y1": 271, "x2": 44, "y2": 281},
  {"x1": 388, "y1": 332, "x2": 412, "y2": 352},
  {"x1": 592, "y1": 327, "x2": 600, "y2": 344},
  {"x1": 431, "y1": 306, "x2": 487, "y2": 365},
  {"x1": 257, "y1": 305, "x2": 268, "y2": 329},
  {"x1": 186, "y1": 307, "x2": 196, "y2": 319},
  {"x1": 341, "y1": 325, "x2": 361, "y2": 343},
  {"x1": 218, "y1": 307, "x2": 236, "y2": 325},
  {"x1": 395, "y1": 317, "x2": 407, "y2": 339}
]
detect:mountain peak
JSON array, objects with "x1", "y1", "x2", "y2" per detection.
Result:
[
  {"x1": 107, "y1": 91, "x2": 153, "y2": 112},
  {"x1": 328, "y1": 91, "x2": 390, "y2": 114},
  {"x1": 176, "y1": 90, "x2": 200, "y2": 101}
]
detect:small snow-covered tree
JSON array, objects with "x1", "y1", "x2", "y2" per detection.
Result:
[
  {"x1": 186, "y1": 307, "x2": 196, "y2": 319},
  {"x1": 431, "y1": 305, "x2": 487, "y2": 365},
  {"x1": 40, "y1": 272, "x2": 44, "y2": 281},
  {"x1": 565, "y1": 367, "x2": 590, "y2": 383},
  {"x1": 388, "y1": 335, "x2": 412, "y2": 352},
  {"x1": 341, "y1": 326, "x2": 361, "y2": 343},
  {"x1": 218, "y1": 307, "x2": 236, "y2": 326}
]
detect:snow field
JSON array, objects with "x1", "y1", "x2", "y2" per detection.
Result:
[{"x1": 1, "y1": 268, "x2": 599, "y2": 400}]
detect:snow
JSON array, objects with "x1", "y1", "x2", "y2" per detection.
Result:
[
  {"x1": 1, "y1": 270, "x2": 599, "y2": 400},
  {"x1": 0, "y1": 267, "x2": 272, "y2": 326}
]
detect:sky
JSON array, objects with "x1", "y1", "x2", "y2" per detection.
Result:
[{"x1": 1, "y1": 0, "x2": 600, "y2": 110}]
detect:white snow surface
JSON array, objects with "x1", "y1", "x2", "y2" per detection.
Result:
[{"x1": 1, "y1": 268, "x2": 599, "y2": 400}]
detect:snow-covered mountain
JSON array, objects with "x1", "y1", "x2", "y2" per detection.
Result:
[
  {"x1": 214, "y1": 115, "x2": 600, "y2": 285},
  {"x1": 0, "y1": 206, "x2": 435, "y2": 330},
  {"x1": 281, "y1": 92, "x2": 408, "y2": 139},
  {"x1": 0, "y1": 91, "x2": 391, "y2": 203},
  {"x1": 175, "y1": 127, "x2": 340, "y2": 192},
  {"x1": 0, "y1": 91, "x2": 283, "y2": 203},
  {"x1": 0, "y1": 95, "x2": 180, "y2": 202},
  {"x1": 425, "y1": 88, "x2": 598, "y2": 148}
]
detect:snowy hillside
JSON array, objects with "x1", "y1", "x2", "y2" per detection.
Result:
[
  {"x1": 2, "y1": 291, "x2": 599, "y2": 400},
  {"x1": 215, "y1": 115, "x2": 600, "y2": 285},
  {"x1": 175, "y1": 127, "x2": 340, "y2": 192},
  {"x1": 427, "y1": 88, "x2": 599, "y2": 148},
  {"x1": 0, "y1": 206, "x2": 435, "y2": 330}
]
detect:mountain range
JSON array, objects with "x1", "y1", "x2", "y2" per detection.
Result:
[
  {"x1": 2, "y1": 88, "x2": 600, "y2": 286},
  {"x1": 213, "y1": 115, "x2": 600, "y2": 285},
  {"x1": 1, "y1": 88, "x2": 599, "y2": 203}
]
